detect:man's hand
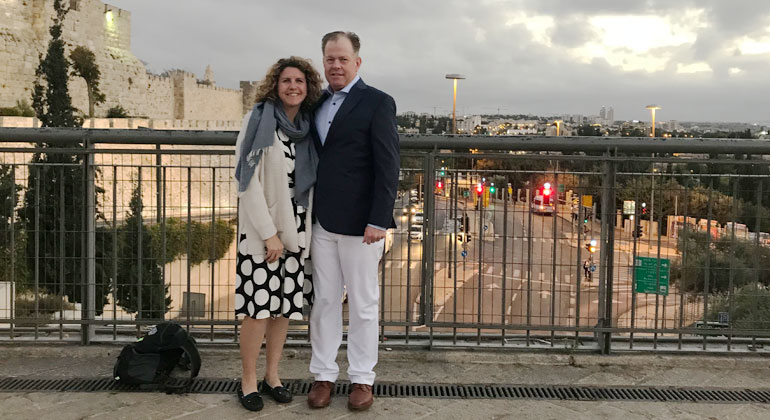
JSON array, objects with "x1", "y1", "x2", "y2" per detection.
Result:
[
  {"x1": 363, "y1": 226, "x2": 386, "y2": 244},
  {"x1": 264, "y1": 234, "x2": 284, "y2": 262}
]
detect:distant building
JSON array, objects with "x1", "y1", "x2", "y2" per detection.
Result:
[
  {"x1": 599, "y1": 106, "x2": 606, "y2": 121},
  {"x1": 607, "y1": 107, "x2": 615, "y2": 124}
]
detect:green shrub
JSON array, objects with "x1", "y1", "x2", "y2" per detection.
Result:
[{"x1": 106, "y1": 105, "x2": 128, "y2": 118}]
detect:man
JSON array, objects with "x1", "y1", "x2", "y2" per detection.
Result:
[{"x1": 307, "y1": 31, "x2": 399, "y2": 411}]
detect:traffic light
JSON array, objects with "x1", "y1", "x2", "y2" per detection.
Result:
[
  {"x1": 490, "y1": 185, "x2": 496, "y2": 194},
  {"x1": 476, "y1": 183, "x2": 483, "y2": 194},
  {"x1": 633, "y1": 225, "x2": 643, "y2": 238},
  {"x1": 542, "y1": 182, "x2": 552, "y2": 197},
  {"x1": 585, "y1": 239, "x2": 597, "y2": 253},
  {"x1": 641, "y1": 202, "x2": 647, "y2": 215},
  {"x1": 436, "y1": 181, "x2": 443, "y2": 189}
]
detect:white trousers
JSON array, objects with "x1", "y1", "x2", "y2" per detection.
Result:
[{"x1": 309, "y1": 223, "x2": 383, "y2": 385}]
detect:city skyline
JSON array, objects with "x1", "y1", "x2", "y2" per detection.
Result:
[{"x1": 108, "y1": 0, "x2": 770, "y2": 123}]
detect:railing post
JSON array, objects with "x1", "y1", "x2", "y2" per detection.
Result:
[
  {"x1": 421, "y1": 152, "x2": 436, "y2": 335},
  {"x1": 598, "y1": 154, "x2": 616, "y2": 354},
  {"x1": 82, "y1": 139, "x2": 96, "y2": 345}
]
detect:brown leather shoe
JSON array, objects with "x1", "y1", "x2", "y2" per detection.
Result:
[
  {"x1": 348, "y1": 383, "x2": 374, "y2": 411},
  {"x1": 307, "y1": 381, "x2": 334, "y2": 408}
]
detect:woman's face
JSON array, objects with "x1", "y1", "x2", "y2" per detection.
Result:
[{"x1": 277, "y1": 66, "x2": 307, "y2": 113}]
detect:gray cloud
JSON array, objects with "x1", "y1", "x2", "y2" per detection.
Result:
[{"x1": 108, "y1": 0, "x2": 770, "y2": 122}]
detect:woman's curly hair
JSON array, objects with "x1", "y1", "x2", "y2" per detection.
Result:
[{"x1": 254, "y1": 56, "x2": 322, "y2": 112}]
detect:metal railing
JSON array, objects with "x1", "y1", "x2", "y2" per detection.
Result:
[{"x1": 2, "y1": 127, "x2": 770, "y2": 354}]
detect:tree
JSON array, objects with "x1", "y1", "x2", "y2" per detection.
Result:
[
  {"x1": 30, "y1": 0, "x2": 79, "y2": 128},
  {"x1": 114, "y1": 184, "x2": 170, "y2": 319},
  {"x1": 21, "y1": 0, "x2": 111, "y2": 314},
  {"x1": 69, "y1": 46, "x2": 105, "y2": 118}
]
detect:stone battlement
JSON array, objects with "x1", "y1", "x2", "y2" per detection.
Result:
[{"x1": 0, "y1": 0, "x2": 257, "y2": 121}]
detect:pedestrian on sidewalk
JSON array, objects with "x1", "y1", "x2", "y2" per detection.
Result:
[
  {"x1": 233, "y1": 56, "x2": 322, "y2": 412},
  {"x1": 583, "y1": 259, "x2": 592, "y2": 281},
  {"x1": 307, "y1": 31, "x2": 399, "y2": 412}
]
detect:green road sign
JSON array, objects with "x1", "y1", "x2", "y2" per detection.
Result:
[
  {"x1": 558, "y1": 183, "x2": 565, "y2": 193},
  {"x1": 634, "y1": 257, "x2": 670, "y2": 295}
]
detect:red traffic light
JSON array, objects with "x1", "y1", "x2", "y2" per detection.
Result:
[
  {"x1": 543, "y1": 188, "x2": 551, "y2": 196},
  {"x1": 436, "y1": 181, "x2": 443, "y2": 189},
  {"x1": 475, "y1": 183, "x2": 483, "y2": 194}
]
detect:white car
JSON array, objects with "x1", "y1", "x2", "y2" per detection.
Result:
[
  {"x1": 531, "y1": 195, "x2": 554, "y2": 215},
  {"x1": 412, "y1": 212, "x2": 424, "y2": 224},
  {"x1": 409, "y1": 224, "x2": 423, "y2": 240}
]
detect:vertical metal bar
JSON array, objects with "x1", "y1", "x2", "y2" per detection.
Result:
[
  {"x1": 137, "y1": 169, "x2": 143, "y2": 321},
  {"x1": 550, "y1": 172, "x2": 558, "y2": 344},
  {"x1": 157, "y1": 147, "x2": 165, "y2": 322},
  {"x1": 161, "y1": 166, "x2": 167, "y2": 321},
  {"x1": 423, "y1": 153, "x2": 436, "y2": 347},
  {"x1": 526, "y1": 175, "x2": 533, "y2": 346},
  {"x1": 702, "y1": 180, "x2": 714, "y2": 350},
  {"x1": 186, "y1": 167, "x2": 192, "y2": 330},
  {"x1": 86, "y1": 140, "x2": 96, "y2": 343},
  {"x1": 727, "y1": 178, "x2": 738, "y2": 351},
  {"x1": 751, "y1": 179, "x2": 762, "y2": 349},
  {"x1": 59, "y1": 167, "x2": 65, "y2": 339},
  {"x1": 210, "y1": 168, "x2": 216, "y2": 340},
  {"x1": 574, "y1": 191, "x2": 583, "y2": 343},
  {"x1": 599, "y1": 156, "x2": 616, "y2": 354},
  {"x1": 9, "y1": 165, "x2": 15, "y2": 340},
  {"x1": 452, "y1": 170, "x2": 458, "y2": 344},
  {"x1": 501, "y1": 180, "x2": 508, "y2": 344},
  {"x1": 630, "y1": 190, "x2": 639, "y2": 349},
  {"x1": 477, "y1": 184, "x2": 483, "y2": 345},
  {"x1": 677, "y1": 181, "x2": 690, "y2": 349},
  {"x1": 111, "y1": 166, "x2": 117, "y2": 340},
  {"x1": 34, "y1": 167, "x2": 40, "y2": 340},
  {"x1": 653, "y1": 175, "x2": 664, "y2": 349}
]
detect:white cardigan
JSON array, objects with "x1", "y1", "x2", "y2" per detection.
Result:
[{"x1": 235, "y1": 111, "x2": 313, "y2": 259}]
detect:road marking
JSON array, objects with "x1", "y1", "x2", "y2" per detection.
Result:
[
  {"x1": 486, "y1": 266, "x2": 494, "y2": 274},
  {"x1": 570, "y1": 298, "x2": 576, "y2": 304},
  {"x1": 410, "y1": 262, "x2": 419, "y2": 269},
  {"x1": 399, "y1": 261, "x2": 406, "y2": 269},
  {"x1": 385, "y1": 261, "x2": 392, "y2": 268},
  {"x1": 486, "y1": 283, "x2": 500, "y2": 291},
  {"x1": 435, "y1": 263, "x2": 441, "y2": 270},
  {"x1": 538, "y1": 272, "x2": 545, "y2": 282},
  {"x1": 539, "y1": 290, "x2": 551, "y2": 298},
  {"x1": 514, "y1": 269, "x2": 520, "y2": 278}
]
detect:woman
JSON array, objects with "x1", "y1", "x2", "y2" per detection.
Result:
[{"x1": 234, "y1": 56, "x2": 321, "y2": 411}]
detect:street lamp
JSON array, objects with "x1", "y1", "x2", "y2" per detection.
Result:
[
  {"x1": 646, "y1": 105, "x2": 661, "y2": 137},
  {"x1": 445, "y1": 74, "x2": 465, "y2": 134}
]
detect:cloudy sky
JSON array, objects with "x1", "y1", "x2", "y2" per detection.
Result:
[{"x1": 107, "y1": 0, "x2": 770, "y2": 123}]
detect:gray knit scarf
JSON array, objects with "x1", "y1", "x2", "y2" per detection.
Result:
[{"x1": 235, "y1": 100, "x2": 317, "y2": 207}]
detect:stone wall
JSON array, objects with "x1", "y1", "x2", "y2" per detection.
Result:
[{"x1": 0, "y1": 0, "x2": 251, "y2": 122}]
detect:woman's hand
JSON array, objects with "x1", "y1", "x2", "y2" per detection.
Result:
[{"x1": 264, "y1": 234, "x2": 284, "y2": 263}]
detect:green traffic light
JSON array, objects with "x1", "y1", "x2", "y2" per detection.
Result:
[{"x1": 490, "y1": 187, "x2": 496, "y2": 193}]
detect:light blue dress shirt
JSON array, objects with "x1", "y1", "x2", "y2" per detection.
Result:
[
  {"x1": 315, "y1": 75, "x2": 360, "y2": 146},
  {"x1": 315, "y1": 75, "x2": 385, "y2": 232}
]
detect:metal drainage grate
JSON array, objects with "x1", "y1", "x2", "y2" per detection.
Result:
[{"x1": 1, "y1": 377, "x2": 769, "y2": 404}]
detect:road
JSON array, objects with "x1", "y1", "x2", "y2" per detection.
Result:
[{"x1": 376, "y1": 192, "x2": 690, "y2": 338}]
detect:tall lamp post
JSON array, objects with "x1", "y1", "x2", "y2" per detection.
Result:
[
  {"x1": 445, "y1": 74, "x2": 465, "y2": 134},
  {"x1": 553, "y1": 120, "x2": 563, "y2": 137},
  {"x1": 646, "y1": 105, "x2": 661, "y2": 137}
]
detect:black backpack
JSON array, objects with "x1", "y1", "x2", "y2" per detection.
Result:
[{"x1": 113, "y1": 322, "x2": 201, "y2": 394}]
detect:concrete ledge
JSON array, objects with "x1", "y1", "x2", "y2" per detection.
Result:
[{"x1": 2, "y1": 344, "x2": 768, "y2": 371}]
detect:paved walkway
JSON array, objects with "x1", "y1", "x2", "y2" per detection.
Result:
[{"x1": 2, "y1": 345, "x2": 770, "y2": 419}]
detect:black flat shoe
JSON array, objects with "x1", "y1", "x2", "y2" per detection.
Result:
[
  {"x1": 237, "y1": 387, "x2": 264, "y2": 411},
  {"x1": 259, "y1": 379, "x2": 293, "y2": 403}
]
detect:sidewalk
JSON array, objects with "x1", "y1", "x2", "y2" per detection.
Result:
[{"x1": 2, "y1": 345, "x2": 770, "y2": 419}]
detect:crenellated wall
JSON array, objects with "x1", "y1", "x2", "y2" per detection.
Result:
[{"x1": 0, "y1": 0, "x2": 254, "y2": 122}]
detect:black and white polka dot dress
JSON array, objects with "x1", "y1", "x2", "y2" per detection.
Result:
[{"x1": 234, "y1": 129, "x2": 313, "y2": 320}]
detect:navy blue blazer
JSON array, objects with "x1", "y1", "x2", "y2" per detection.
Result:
[{"x1": 312, "y1": 79, "x2": 400, "y2": 236}]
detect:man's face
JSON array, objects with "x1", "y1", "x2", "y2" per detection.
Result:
[{"x1": 323, "y1": 37, "x2": 361, "y2": 92}]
